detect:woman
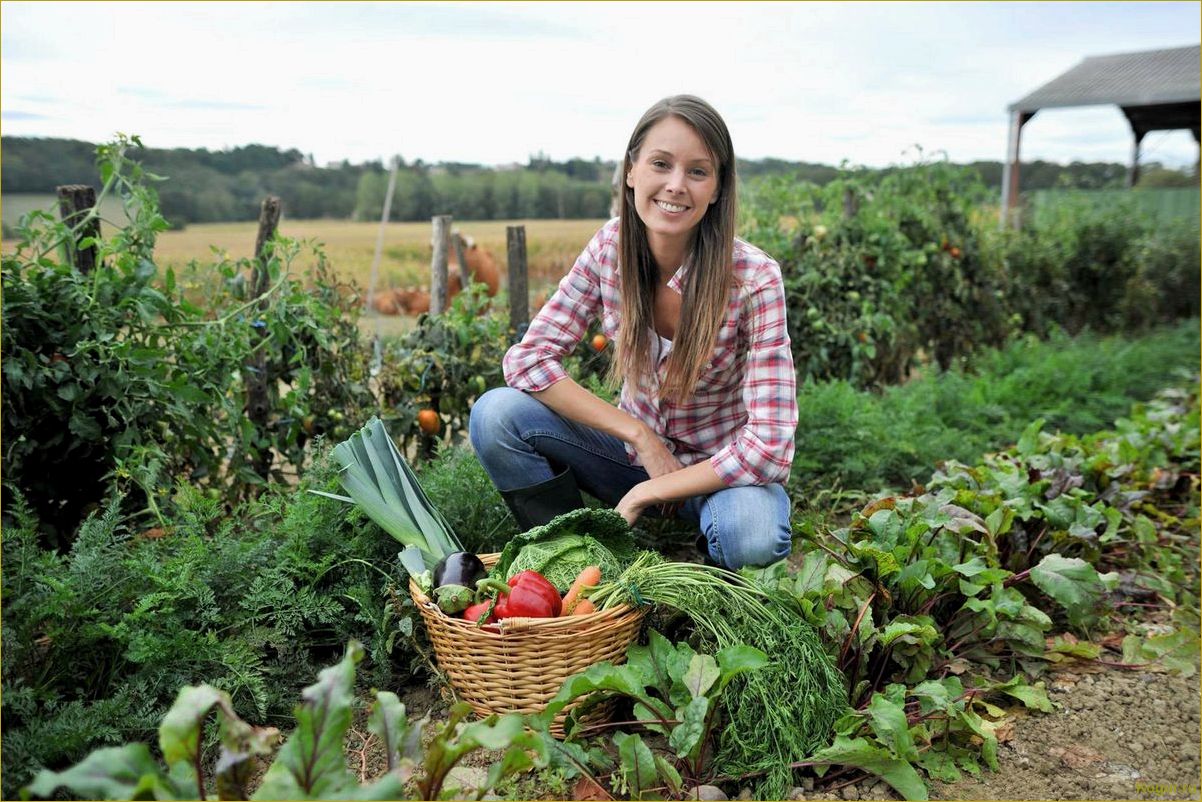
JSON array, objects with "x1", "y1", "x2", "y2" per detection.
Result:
[{"x1": 469, "y1": 95, "x2": 797, "y2": 570}]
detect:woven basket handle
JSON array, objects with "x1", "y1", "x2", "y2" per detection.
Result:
[{"x1": 498, "y1": 616, "x2": 549, "y2": 633}]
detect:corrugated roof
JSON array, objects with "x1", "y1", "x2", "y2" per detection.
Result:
[{"x1": 1010, "y1": 44, "x2": 1200, "y2": 112}]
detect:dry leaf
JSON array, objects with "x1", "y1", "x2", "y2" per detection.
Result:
[
  {"x1": 994, "y1": 719, "x2": 1016, "y2": 743},
  {"x1": 1048, "y1": 744, "x2": 1104, "y2": 769},
  {"x1": 946, "y1": 658, "x2": 971, "y2": 675},
  {"x1": 573, "y1": 775, "x2": 612, "y2": 801}
]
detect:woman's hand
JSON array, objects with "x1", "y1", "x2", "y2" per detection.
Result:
[
  {"x1": 629, "y1": 426, "x2": 685, "y2": 517},
  {"x1": 631, "y1": 425, "x2": 683, "y2": 479},
  {"x1": 616, "y1": 481, "x2": 656, "y2": 526}
]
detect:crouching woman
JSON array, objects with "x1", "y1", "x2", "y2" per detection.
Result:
[{"x1": 469, "y1": 94, "x2": 797, "y2": 570}]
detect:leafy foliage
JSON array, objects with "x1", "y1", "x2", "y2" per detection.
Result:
[
  {"x1": 540, "y1": 630, "x2": 768, "y2": 799},
  {"x1": 415, "y1": 444, "x2": 521, "y2": 554},
  {"x1": 0, "y1": 456, "x2": 421, "y2": 799},
  {"x1": 740, "y1": 156, "x2": 1199, "y2": 389},
  {"x1": 788, "y1": 320, "x2": 1199, "y2": 501},
  {"x1": 377, "y1": 284, "x2": 510, "y2": 456},
  {"x1": 25, "y1": 642, "x2": 548, "y2": 801},
  {"x1": 1, "y1": 135, "x2": 376, "y2": 541},
  {"x1": 760, "y1": 383, "x2": 1199, "y2": 795}
]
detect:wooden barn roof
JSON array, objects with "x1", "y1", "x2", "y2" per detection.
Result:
[{"x1": 1010, "y1": 44, "x2": 1200, "y2": 113}]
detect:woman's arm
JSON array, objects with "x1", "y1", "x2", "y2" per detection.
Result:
[
  {"x1": 614, "y1": 460, "x2": 726, "y2": 525},
  {"x1": 707, "y1": 259, "x2": 798, "y2": 487},
  {"x1": 532, "y1": 379, "x2": 683, "y2": 478},
  {"x1": 503, "y1": 219, "x2": 683, "y2": 480}
]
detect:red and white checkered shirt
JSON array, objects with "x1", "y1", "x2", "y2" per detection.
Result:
[{"x1": 503, "y1": 218, "x2": 797, "y2": 488}]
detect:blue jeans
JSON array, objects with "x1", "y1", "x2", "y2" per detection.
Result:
[{"x1": 468, "y1": 387, "x2": 792, "y2": 569}]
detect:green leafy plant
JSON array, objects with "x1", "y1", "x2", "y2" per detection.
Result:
[
  {"x1": 807, "y1": 674, "x2": 1053, "y2": 800},
  {"x1": 538, "y1": 630, "x2": 769, "y2": 799},
  {"x1": 765, "y1": 382, "x2": 1200, "y2": 797},
  {"x1": 379, "y1": 285, "x2": 509, "y2": 456},
  {"x1": 0, "y1": 453, "x2": 420, "y2": 799},
  {"x1": 1, "y1": 135, "x2": 382, "y2": 539},
  {"x1": 313, "y1": 416, "x2": 463, "y2": 571},
  {"x1": 24, "y1": 641, "x2": 548, "y2": 801},
  {"x1": 588, "y1": 553, "x2": 848, "y2": 800},
  {"x1": 739, "y1": 157, "x2": 1199, "y2": 390}
]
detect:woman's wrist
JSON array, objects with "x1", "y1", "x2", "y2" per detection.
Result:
[{"x1": 626, "y1": 420, "x2": 655, "y2": 449}]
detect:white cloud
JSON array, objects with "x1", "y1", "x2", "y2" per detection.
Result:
[{"x1": 2, "y1": 1, "x2": 1198, "y2": 168}]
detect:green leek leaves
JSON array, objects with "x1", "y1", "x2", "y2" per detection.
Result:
[{"x1": 312, "y1": 417, "x2": 462, "y2": 570}]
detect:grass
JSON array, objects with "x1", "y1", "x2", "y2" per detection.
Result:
[{"x1": 789, "y1": 319, "x2": 1201, "y2": 504}]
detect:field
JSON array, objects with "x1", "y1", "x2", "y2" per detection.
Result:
[
  {"x1": 3, "y1": 195, "x2": 605, "y2": 337},
  {"x1": 2, "y1": 193, "x2": 602, "y2": 292},
  {"x1": 2, "y1": 192, "x2": 127, "y2": 231}
]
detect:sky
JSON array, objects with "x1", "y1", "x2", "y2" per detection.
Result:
[{"x1": 2, "y1": 1, "x2": 1199, "y2": 170}]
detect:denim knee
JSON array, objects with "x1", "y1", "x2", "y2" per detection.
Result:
[
  {"x1": 700, "y1": 484, "x2": 792, "y2": 569},
  {"x1": 468, "y1": 387, "x2": 549, "y2": 484},
  {"x1": 468, "y1": 387, "x2": 520, "y2": 455}
]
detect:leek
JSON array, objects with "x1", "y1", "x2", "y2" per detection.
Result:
[{"x1": 311, "y1": 416, "x2": 463, "y2": 570}]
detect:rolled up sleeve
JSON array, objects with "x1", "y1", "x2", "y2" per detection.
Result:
[
  {"x1": 502, "y1": 226, "x2": 606, "y2": 392},
  {"x1": 708, "y1": 262, "x2": 798, "y2": 486}
]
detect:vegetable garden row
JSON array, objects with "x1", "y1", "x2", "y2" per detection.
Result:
[{"x1": 2, "y1": 139, "x2": 1198, "y2": 800}]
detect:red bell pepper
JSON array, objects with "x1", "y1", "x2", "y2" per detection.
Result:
[
  {"x1": 476, "y1": 571, "x2": 561, "y2": 619},
  {"x1": 462, "y1": 600, "x2": 497, "y2": 625}
]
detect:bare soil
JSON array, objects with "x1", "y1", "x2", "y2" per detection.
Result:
[{"x1": 795, "y1": 664, "x2": 1201, "y2": 802}]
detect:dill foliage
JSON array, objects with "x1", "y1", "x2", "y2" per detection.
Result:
[{"x1": 593, "y1": 553, "x2": 848, "y2": 799}]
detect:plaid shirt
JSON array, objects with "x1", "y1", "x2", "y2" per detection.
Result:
[{"x1": 503, "y1": 218, "x2": 797, "y2": 487}]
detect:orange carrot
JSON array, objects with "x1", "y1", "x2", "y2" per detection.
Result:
[
  {"x1": 561, "y1": 565, "x2": 602, "y2": 614},
  {"x1": 571, "y1": 598, "x2": 597, "y2": 616}
]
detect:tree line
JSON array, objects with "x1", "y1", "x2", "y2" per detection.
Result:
[{"x1": 2, "y1": 136, "x2": 1195, "y2": 227}]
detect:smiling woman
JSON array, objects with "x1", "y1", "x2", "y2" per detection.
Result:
[{"x1": 468, "y1": 95, "x2": 800, "y2": 572}]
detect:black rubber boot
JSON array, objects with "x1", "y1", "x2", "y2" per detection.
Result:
[
  {"x1": 500, "y1": 468, "x2": 585, "y2": 532},
  {"x1": 695, "y1": 534, "x2": 722, "y2": 568}
]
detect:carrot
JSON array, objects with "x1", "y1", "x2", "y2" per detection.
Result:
[
  {"x1": 570, "y1": 598, "x2": 596, "y2": 616},
  {"x1": 561, "y1": 565, "x2": 602, "y2": 614}
]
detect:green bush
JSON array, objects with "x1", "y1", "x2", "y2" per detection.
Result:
[
  {"x1": 417, "y1": 443, "x2": 521, "y2": 554},
  {"x1": 741, "y1": 156, "x2": 1009, "y2": 387},
  {"x1": 378, "y1": 285, "x2": 511, "y2": 456},
  {"x1": 1, "y1": 137, "x2": 378, "y2": 541},
  {"x1": 741, "y1": 158, "x2": 1200, "y2": 390}
]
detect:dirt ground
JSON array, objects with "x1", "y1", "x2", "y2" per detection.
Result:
[
  {"x1": 926, "y1": 665, "x2": 1201, "y2": 802},
  {"x1": 793, "y1": 664, "x2": 1201, "y2": 802}
]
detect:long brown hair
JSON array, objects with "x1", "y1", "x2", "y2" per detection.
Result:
[{"x1": 612, "y1": 95, "x2": 737, "y2": 402}]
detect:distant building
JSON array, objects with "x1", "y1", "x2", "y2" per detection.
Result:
[{"x1": 1000, "y1": 44, "x2": 1201, "y2": 225}]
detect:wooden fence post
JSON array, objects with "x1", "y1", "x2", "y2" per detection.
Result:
[
  {"x1": 452, "y1": 232, "x2": 472, "y2": 291},
  {"x1": 56, "y1": 184, "x2": 101, "y2": 273},
  {"x1": 842, "y1": 187, "x2": 859, "y2": 220},
  {"x1": 245, "y1": 196, "x2": 281, "y2": 483},
  {"x1": 431, "y1": 215, "x2": 452, "y2": 315},
  {"x1": 507, "y1": 225, "x2": 528, "y2": 337}
]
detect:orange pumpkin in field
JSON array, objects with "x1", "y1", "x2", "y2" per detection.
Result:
[
  {"x1": 591, "y1": 334, "x2": 608, "y2": 352},
  {"x1": 417, "y1": 409, "x2": 441, "y2": 435}
]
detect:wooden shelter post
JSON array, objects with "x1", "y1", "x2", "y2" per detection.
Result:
[
  {"x1": 1127, "y1": 131, "x2": 1147, "y2": 188},
  {"x1": 999, "y1": 111, "x2": 1034, "y2": 229}
]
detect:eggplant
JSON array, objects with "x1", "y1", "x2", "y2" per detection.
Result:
[{"x1": 432, "y1": 552, "x2": 488, "y2": 614}]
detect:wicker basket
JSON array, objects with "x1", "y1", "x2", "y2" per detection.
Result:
[{"x1": 409, "y1": 553, "x2": 645, "y2": 734}]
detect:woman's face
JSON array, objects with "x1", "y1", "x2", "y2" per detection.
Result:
[{"x1": 626, "y1": 115, "x2": 719, "y2": 253}]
